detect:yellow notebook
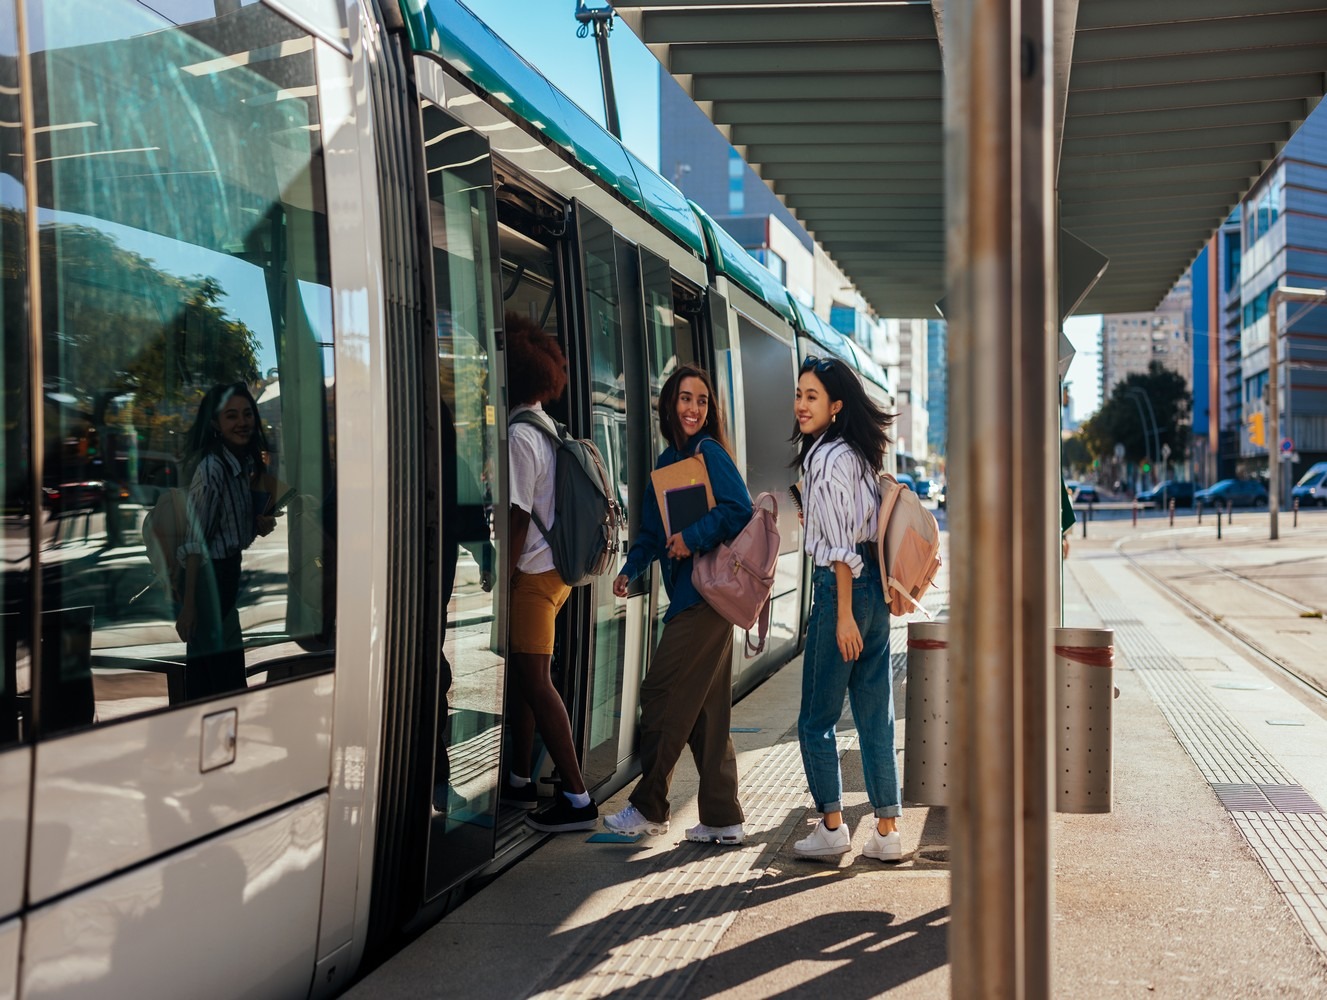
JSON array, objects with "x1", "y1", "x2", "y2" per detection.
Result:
[{"x1": 651, "y1": 455, "x2": 715, "y2": 536}]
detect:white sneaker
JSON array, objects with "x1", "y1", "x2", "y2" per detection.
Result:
[
  {"x1": 603, "y1": 804, "x2": 668, "y2": 836},
  {"x1": 863, "y1": 827, "x2": 902, "y2": 862},
  {"x1": 794, "y1": 818, "x2": 851, "y2": 858},
  {"x1": 686, "y1": 822, "x2": 745, "y2": 845}
]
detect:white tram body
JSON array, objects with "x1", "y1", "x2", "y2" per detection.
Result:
[{"x1": 0, "y1": 1, "x2": 893, "y2": 996}]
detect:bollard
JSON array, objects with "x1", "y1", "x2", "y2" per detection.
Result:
[
  {"x1": 1197, "y1": 499, "x2": 1203, "y2": 525},
  {"x1": 1227, "y1": 501, "x2": 1233, "y2": 525},
  {"x1": 1131, "y1": 502, "x2": 1137, "y2": 527},
  {"x1": 1217, "y1": 510, "x2": 1222, "y2": 540},
  {"x1": 903, "y1": 621, "x2": 949, "y2": 806},
  {"x1": 1053, "y1": 627, "x2": 1115, "y2": 813},
  {"x1": 1080, "y1": 509, "x2": 1087, "y2": 538},
  {"x1": 1168, "y1": 498, "x2": 1175, "y2": 527},
  {"x1": 1294, "y1": 497, "x2": 1299, "y2": 528}
]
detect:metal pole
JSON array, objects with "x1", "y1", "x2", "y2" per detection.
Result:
[
  {"x1": 1266, "y1": 287, "x2": 1326, "y2": 541},
  {"x1": 946, "y1": 0, "x2": 1055, "y2": 993},
  {"x1": 575, "y1": 2, "x2": 621, "y2": 140}
]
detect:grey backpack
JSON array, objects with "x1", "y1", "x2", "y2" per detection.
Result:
[{"x1": 510, "y1": 411, "x2": 621, "y2": 586}]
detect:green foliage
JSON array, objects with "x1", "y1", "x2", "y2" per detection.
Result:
[{"x1": 1079, "y1": 362, "x2": 1191, "y2": 465}]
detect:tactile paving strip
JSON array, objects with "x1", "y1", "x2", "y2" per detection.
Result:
[
  {"x1": 1079, "y1": 564, "x2": 1327, "y2": 955},
  {"x1": 527, "y1": 735, "x2": 832, "y2": 999}
]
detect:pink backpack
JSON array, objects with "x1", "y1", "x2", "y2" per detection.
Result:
[
  {"x1": 693, "y1": 491, "x2": 781, "y2": 656},
  {"x1": 876, "y1": 474, "x2": 941, "y2": 617}
]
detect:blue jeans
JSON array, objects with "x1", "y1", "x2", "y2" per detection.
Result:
[{"x1": 798, "y1": 558, "x2": 901, "y2": 818}]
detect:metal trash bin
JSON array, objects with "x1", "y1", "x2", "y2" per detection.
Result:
[
  {"x1": 1053, "y1": 627, "x2": 1115, "y2": 813},
  {"x1": 903, "y1": 620, "x2": 949, "y2": 805}
]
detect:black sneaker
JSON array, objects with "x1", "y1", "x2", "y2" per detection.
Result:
[
  {"x1": 501, "y1": 779, "x2": 538, "y2": 810},
  {"x1": 525, "y1": 795, "x2": 598, "y2": 833}
]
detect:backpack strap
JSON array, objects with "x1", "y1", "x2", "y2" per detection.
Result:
[
  {"x1": 744, "y1": 594, "x2": 771, "y2": 657},
  {"x1": 509, "y1": 409, "x2": 564, "y2": 542}
]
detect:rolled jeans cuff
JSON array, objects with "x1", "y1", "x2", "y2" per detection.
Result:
[
  {"x1": 875, "y1": 804, "x2": 902, "y2": 819},
  {"x1": 818, "y1": 800, "x2": 843, "y2": 815}
]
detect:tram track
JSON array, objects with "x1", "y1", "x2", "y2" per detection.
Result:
[{"x1": 1115, "y1": 530, "x2": 1327, "y2": 705}]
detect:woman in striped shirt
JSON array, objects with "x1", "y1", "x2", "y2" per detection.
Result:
[
  {"x1": 176, "y1": 382, "x2": 277, "y2": 701},
  {"x1": 791, "y1": 356, "x2": 902, "y2": 863}
]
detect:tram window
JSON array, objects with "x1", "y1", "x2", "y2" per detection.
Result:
[
  {"x1": 735, "y1": 315, "x2": 798, "y2": 552},
  {"x1": 21, "y1": 0, "x2": 337, "y2": 735}
]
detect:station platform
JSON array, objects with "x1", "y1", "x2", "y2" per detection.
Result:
[{"x1": 349, "y1": 512, "x2": 1327, "y2": 998}]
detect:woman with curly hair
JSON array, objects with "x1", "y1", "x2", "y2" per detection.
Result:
[
  {"x1": 602, "y1": 363, "x2": 753, "y2": 846},
  {"x1": 502, "y1": 312, "x2": 598, "y2": 833}
]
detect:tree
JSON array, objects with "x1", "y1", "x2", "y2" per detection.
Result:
[{"x1": 1086, "y1": 363, "x2": 1191, "y2": 466}]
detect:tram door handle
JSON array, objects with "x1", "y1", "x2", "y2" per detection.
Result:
[{"x1": 200, "y1": 708, "x2": 239, "y2": 772}]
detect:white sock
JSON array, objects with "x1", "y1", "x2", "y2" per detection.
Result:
[
  {"x1": 565, "y1": 790, "x2": 591, "y2": 809},
  {"x1": 509, "y1": 774, "x2": 530, "y2": 787}
]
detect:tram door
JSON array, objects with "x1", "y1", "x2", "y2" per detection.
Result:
[
  {"x1": 418, "y1": 102, "x2": 509, "y2": 897},
  {"x1": 0, "y1": 1, "x2": 26, "y2": 989},
  {"x1": 569, "y1": 206, "x2": 650, "y2": 788},
  {"x1": 636, "y1": 250, "x2": 700, "y2": 653}
]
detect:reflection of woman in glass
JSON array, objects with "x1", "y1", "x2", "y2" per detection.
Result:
[{"x1": 176, "y1": 383, "x2": 276, "y2": 701}]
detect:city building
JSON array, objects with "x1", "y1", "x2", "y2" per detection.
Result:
[
  {"x1": 1232, "y1": 102, "x2": 1327, "y2": 490},
  {"x1": 1099, "y1": 275, "x2": 1193, "y2": 405}
]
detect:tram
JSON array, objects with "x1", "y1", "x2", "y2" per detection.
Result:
[{"x1": 0, "y1": 1, "x2": 892, "y2": 996}]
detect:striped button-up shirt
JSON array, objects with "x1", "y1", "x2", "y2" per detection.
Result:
[
  {"x1": 802, "y1": 436, "x2": 879, "y2": 577},
  {"x1": 179, "y1": 448, "x2": 258, "y2": 564}
]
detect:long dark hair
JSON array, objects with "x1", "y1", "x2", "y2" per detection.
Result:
[
  {"x1": 183, "y1": 382, "x2": 269, "y2": 480},
  {"x1": 658, "y1": 363, "x2": 732, "y2": 454},
  {"x1": 790, "y1": 357, "x2": 893, "y2": 474}
]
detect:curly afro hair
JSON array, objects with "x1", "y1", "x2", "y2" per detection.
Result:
[{"x1": 505, "y1": 312, "x2": 568, "y2": 406}]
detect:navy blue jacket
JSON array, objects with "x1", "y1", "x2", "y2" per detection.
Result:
[{"x1": 619, "y1": 433, "x2": 753, "y2": 622}]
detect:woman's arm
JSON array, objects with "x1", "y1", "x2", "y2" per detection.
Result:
[
  {"x1": 619, "y1": 474, "x2": 667, "y2": 582},
  {"x1": 832, "y1": 559, "x2": 862, "y2": 662},
  {"x1": 680, "y1": 439, "x2": 753, "y2": 555}
]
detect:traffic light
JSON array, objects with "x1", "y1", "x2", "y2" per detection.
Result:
[
  {"x1": 1141, "y1": 462, "x2": 1151, "y2": 473},
  {"x1": 1247, "y1": 411, "x2": 1266, "y2": 447}
]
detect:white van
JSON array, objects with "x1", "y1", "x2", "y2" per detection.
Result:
[{"x1": 1291, "y1": 461, "x2": 1327, "y2": 507}]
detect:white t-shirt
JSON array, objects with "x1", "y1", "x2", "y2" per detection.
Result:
[{"x1": 509, "y1": 403, "x2": 558, "y2": 574}]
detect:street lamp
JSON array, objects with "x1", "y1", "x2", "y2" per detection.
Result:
[
  {"x1": 1267, "y1": 285, "x2": 1327, "y2": 540},
  {"x1": 1124, "y1": 386, "x2": 1161, "y2": 484}
]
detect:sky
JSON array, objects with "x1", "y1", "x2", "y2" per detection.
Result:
[
  {"x1": 1063, "y1": 314, "x2": 1103, "y2": 421},
  {"x1": 461, "y1": 0, "x2": 661, "y2": 169},
  {"x1": 462, "y1": 2, "x2": 1106, "y2": 421}
]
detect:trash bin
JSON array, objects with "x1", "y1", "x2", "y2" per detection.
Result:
[
  {"x1": 903, "y1": 620, "x2": 949, "y2": 805},
  {"x1": 1053, "y1": 627, "x2": 1115, "y2": 813}
]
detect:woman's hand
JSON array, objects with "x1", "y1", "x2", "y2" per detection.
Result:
[
  {"x1": 836, "y1": 614, "x2": 863, "y2": 662},
  {"x1": 612, "y1": 573, "x2": 629, "y2": 598},
  {"x1": 256, "y1": 514, "x2": 277, "y2": 537},
  {"x1": 665, "y1": 532, "x2": 691, "y2": 560},
  {"x1": 175, "y1": 603, "x2": 196, "y2": 643}
]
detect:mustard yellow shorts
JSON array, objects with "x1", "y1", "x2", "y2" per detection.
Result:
[{"x1": 509, "y1": 569, "x2": 571, "y2": 655}]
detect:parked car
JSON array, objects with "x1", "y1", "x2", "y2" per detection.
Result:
[
  {"x1": 1194, "y1": 479, "x2": 1267, "y2": 508},
  {"x1": 1291, "y1": 462, "x2": 1327, "y2": 508},
  {"x1": 1136, "y1": 480, "x2": 1194, "y2": 509},
  {"x1": 1072, "y1": 484, "x2": 1100, "y2": 504},
  {"x1": 913, "y1": 478, "x2": 936, "y2": 499},
  {"x1": 895, "y1": 472, "x2": 917, "y2": 492},
  {"x1": 936, "y1": 482, "x2": 947, "y2": 510}
]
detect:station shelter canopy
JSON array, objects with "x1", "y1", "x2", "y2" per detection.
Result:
[{"x1": 613, "y1": 1, "x2": 1327, "y2": 319}]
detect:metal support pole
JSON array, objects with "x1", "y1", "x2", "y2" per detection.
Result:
[
  {"x1": 1267, "y1": 287, "x2": 1327, "y2": 541},
  {"x1": 1294, "y1": 497, "x2": 1299, "y2": 528},
  {"x1": 946, "y1": 0, "x2": 1056, "y2": 994},
  {"x1": 1169, "y1": 498, "x2": 1175, "y2": 527},
  {"x1": 575, "y1": 2, "x2": 621, "y2": 140}
]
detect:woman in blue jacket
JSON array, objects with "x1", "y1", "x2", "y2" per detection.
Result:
[{"x1": 604, "y1": 364, "x2": 753, "y2": 845}]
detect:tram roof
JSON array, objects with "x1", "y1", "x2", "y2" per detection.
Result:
[
  {"x1": 613, "y1": 0, "x2": 1327, "y2": 319},
  {"x1": 401, "y1": 0, "x2": 709, "y2": 260}
]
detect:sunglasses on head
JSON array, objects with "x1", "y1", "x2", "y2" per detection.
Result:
[{"x1": 799, "y1": 355, "x2": 835, "y2": 374}]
